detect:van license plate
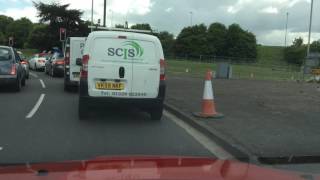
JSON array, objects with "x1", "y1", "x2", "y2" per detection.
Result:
[
  {"x1": 73, "y1": 73, "x2": 80, "y2": 78},
  {"x1": 96, "y1": 82, "x2": 124, "y2": 90}
]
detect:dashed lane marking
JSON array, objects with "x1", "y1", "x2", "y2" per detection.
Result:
[
  {"x1": 26, "y1": 94, "x2": 46, "y2": 119},
  {"x1": 39, "y1": 79, "x2": 46, "y2": 89}
]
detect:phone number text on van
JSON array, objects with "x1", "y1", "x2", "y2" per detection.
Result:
[{"x1": 101, "y1": 91, "x2": 147, "y2": 97}]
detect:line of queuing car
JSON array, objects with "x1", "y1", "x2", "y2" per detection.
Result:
[
  {"x1": 0, "y1": 46, "x2": 27, "y2": 92},
  {"x1": 2, "y1": 29, "x2": 167, "y2": 120}
]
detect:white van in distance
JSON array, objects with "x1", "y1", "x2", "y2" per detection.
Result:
[
  {"x1": 78, "y1": 31, "x2": 166, "y2": 120},
  {"x1": 64, "y1": 37, "x2": 86, "y2": 91}
]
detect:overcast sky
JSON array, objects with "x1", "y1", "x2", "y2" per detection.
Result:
[{"x1": 0, "y1": 0, "x2": 319, "y2": 46}]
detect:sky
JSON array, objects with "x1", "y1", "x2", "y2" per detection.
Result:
[{"x1": 0, "y1": 0, "x2": 319, "y2": 46}]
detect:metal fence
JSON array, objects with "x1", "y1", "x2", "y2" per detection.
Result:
[{"x1": 166, "y1": 55, "x2": 307, "y2": 81}]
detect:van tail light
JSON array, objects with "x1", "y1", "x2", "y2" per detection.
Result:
[
  {"x1": 65, "y1": 53, "x2": 70, "y2": 65},
  {"x1": 81, "y1": 55, "x2": 90, "y2": 78},
  {"x1": 10, "y1": 64, "x2": 16, "y2": 75},
  {"x1": 160, "y1": 59, "x2": 166, "y2": 81}
]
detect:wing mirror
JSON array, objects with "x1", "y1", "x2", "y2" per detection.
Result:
[{"x1": 76, "y1": 58, "x2": 82, "y2": 66}]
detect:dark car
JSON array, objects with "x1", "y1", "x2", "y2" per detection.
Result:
[
  {"x1": 0, "y1": 46, "x2": 26, "y2": 91},
  {"x1": 17, "y1": 51, "x2": 29, "y2": 79},
  {"x1": 45, "y1": 52, "x2": 65, "y2": 77}
]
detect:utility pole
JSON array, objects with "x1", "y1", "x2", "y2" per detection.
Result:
[
  {"x1": 190, "y1": 11, "x2": 193, "y2": 26},
  {"x1": 91, "y1": 0, "x2": 94, "y2": 31},
  {"x1": 284, "y1": 12, "x2": 289, "y2": 47},
  {"x1": 103, "y1": 0, "x2": 107, "y2": 27},
  {"x1": 307, "y1": 0, "x2": 314, "y2": 57},
  {"x1": 109, "y1": 10, "x2": 114, "y2": 27}
]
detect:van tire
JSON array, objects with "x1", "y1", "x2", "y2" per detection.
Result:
[
  {"x1": 78, "y1": 98, "x2": 89, "y2": 120},
  {"x1": 21, "y1": 77, "x2": 26, "y2": 86},
  {"x1": 14, "y1": 77, "x2": 22, "y2": 92},
  {"x1": 64, "y1": 83, "x2": 71, "y2": 92},
  {"x1": 150, "y1": 106, "x2": 163, "y2": 120}
]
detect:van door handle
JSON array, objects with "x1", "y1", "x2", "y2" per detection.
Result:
[{"x1": 119, "y1": 67, "x2": 125, "y2": 78}]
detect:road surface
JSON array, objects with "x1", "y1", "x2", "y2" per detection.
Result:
[{"x1": 0, "y1": 71, "x2": 218, "y2": 164}]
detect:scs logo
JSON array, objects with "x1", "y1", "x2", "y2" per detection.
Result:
[{"x1": 108, "y1": 41, "x2": 144, "y2": 60}]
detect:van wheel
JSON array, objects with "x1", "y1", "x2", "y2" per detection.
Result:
[
  {"x1": 21, "y1": 77, "x2": 26, "y2": 86},
  {"x1": 150, "y1": 106, "x2": 163, "y2": 120},
  {"x1": 64, "y1": 83, "x2": 71, "y2": 92},
  {"x1": 78, "y1": 98, "x2": 89, "y2": 120},
  {"x1": 14, "y1": 77, "x2": 22, "y2": 92}
]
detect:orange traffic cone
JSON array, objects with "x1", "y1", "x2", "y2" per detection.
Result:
[{"x1": 193, "y1": 70, "x2": 224, "y2": 119}]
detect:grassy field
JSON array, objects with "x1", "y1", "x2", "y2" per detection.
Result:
[
  {"x1": 166, "y1": 46, "x2": 307, "y2": 81},
  {"x1": 167, "y1": 60, "x2": 304, "y2": 81},
  {"x1": 257, "y1": 46, "x2": 286, "y2": 65}
]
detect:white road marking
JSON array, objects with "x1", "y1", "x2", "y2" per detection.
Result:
[
  {"x1": 30, "y1": 72, "x2": 38, "y2": 78},
  {"x1": 39, "y1": 79, "x2": 46, "y2": 89},
  {"x1": 0, "y1": 147, "x2": 3, "y2": 151},
  {"x1": 26, "y1": 94, "x2": 45, "y2": 119},
  {"x1": 164, "y1": 110, "x2": 233, "y2": 160}
]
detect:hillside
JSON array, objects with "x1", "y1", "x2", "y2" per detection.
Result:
[{"x1": 257, "y1": 46, "x2": 285, "y2": 65}]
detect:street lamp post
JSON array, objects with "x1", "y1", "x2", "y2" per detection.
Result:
[
  {"x1": 284, "y1": 12, "x2": 289, "y2": 47},
  {"x1": 189, "y1": 11, "x2": 193, "y2": 26},
  {"x1": 91, "y1": 0, "x2": 94, "y2": 31},
  {"x1": 307, "y1": 0, "x2": 314, "y2": 56},
  {"x1": 103, "y1": 0, "x2": 107, "y2": 27},
  {"x1": 109, "y1": 10, "x2": 114, "y2": 27}
]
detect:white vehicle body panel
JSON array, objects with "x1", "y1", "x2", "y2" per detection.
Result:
[{"x1": 83, "y1": 31, "x2": 164, "y2": 99}]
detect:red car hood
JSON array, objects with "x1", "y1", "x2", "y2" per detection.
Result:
[{"x1": 0, "y1": 156, "x2": 318, "y2": 180}]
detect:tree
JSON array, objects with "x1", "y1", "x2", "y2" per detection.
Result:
[
  {"x1": 6, "y1": 17, "x2": 33, "y2": 48},
  {"x1": 284, "y1": 46, "x2": 306, "y2": 65},
  {"x1": 131, "y1": 23, "x2": 152, "y2": 31},
  {"x1": 0, "y1": 15, "x2": 14, "y2": 34},
  {"x1": 292, "y1": 37, "x2": 303, "y2": 47},
  {"x1": 174, "y1": 24, "x2": 209, "y2": 57},
  {"x1": 284, "y1": 37, "x2": 306, "y2": 65},
  {"x1": 32, "y1": 2, "x2": 90, "y2": 49},
  {"x1": 156, "y1": 31, "x2": 175, "y2": 56},
  {"x1": 310, "y1": 40, "x2": 320, "y2": 52},
  {"x1": 115, "y1": 24, "x2": 125, "y2": 28},
  {"x1": 207, "y1": 23, "x2": 227, "y2": 56},
  {"x1": 26, "y1": 24, "x2": 53, "y2": 50},
  {"x1": 0, "y1": 31, "x2": 5, "y2": 45},
  {"x1": 226, "y1": 24, "x2": 257, "y2": 60}
]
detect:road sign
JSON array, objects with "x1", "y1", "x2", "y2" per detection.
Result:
[{"x1": 60, "y1": 28, "x2": 67, "y2": 41}]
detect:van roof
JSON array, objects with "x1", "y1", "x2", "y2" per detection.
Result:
[{"x1": 88, "y1": 31, "x2": 159, "y2": 42}]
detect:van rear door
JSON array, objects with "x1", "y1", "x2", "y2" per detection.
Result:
[
  {"x1": 70, "y1": 38, "x2": 85, "y2": 82},
  {"x1": 130, "y1": 38, "x2": 160, "y2": 99},
  {"x1": 88, "y1": 35, "x2": 133, "y2": 98}
]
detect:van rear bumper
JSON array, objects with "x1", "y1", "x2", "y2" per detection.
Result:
[{"x1": 79, "y1": 79, "x2": 166, "y2": 108}]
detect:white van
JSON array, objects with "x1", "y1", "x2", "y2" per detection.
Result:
[
  {"x1": 77, "y1": 31, "x2": 166, "y2": 120},
  {"x1": 64, "y1": 37, "x2": 86, "y2": 91}
]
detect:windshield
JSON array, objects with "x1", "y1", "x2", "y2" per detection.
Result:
[
  {"x1": 0, "y1": 48, "x2": 11, "y2": 61},
  {"x1": 0, "y1": 0, "x2": 320, "y2": 178}
]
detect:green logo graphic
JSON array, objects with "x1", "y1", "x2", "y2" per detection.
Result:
[
  {"x1": 123, "y1": 41, "x2": 144, "y2": 58},
  {"x1": 107, "y1": 41, "x2": 144, "y2": 60}
]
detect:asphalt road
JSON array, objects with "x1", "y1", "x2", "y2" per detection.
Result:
[{"x1": 0, "y1": 71, "x2": 213, "y2": 164}]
